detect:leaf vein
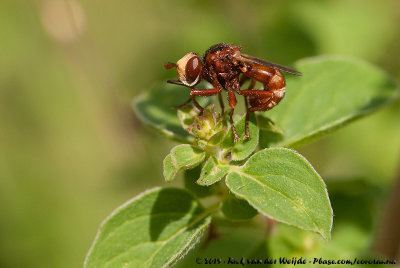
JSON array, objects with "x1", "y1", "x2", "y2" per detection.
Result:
[{"x1": 231, "y1": 171, "x2": 320, "y2": 231}]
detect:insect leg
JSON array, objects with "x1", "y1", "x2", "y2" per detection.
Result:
[
  {"x1": 243, "y1": 97, "x2": 251, "y2": 140},
  {"x1": 190, "y1": 88, "x2": 222, "y2": 113},
  {"x1": 191, "y1": 95, "x2": 204, "y2": 112},
  {"x1": 218, "y1": 92, "x2": 224, "y2": 114},
  {"x1": 209, "y1": 70, "x2": 225, "y2": 114},
  {"x1": 228, "y1": 89, "x2": 240, "y2": 142},
  {"x1": 172, "y1": 98, "x2": 192, "y2": 109},
  {"x1": 243, "y1": 79, "x2": 256, "y2": 140},
  {"x1": 168, "y1": 81, "x2": 194, "y2": 109}
]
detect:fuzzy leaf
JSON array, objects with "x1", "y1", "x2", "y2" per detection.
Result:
[
  {"x1": 171, "y1": 145, "x2": 206, "y2": 170},
  {"x1": 84, "y1": 188, "x2": 211, "y2": 268},
  {"x1": 221, "y1": 113, "x2": 259, "y2": 161},
  {"x1": 163, "y1": 154, "x2": 177, "y2": 182},
  {"x1": 264, "y1": 55, "x2": 399, "y2": 148},
  {"x1": 163, "y1": 145, "x2": 206, "y2": 182},
  {"x1": 226, "y1": 148, "x2": 333, "y2": 240},
  {"x1": 197, "y1": 156, "x2": 229, "y2": 186}
]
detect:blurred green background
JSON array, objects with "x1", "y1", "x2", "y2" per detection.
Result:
[{"x1": 0, "y1": 0, "x2": 399, "y2": 267}]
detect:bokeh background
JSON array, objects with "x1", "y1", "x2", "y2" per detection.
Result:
[{"x1": 0, "y1": 0, "x2": 399, "y2": 267}]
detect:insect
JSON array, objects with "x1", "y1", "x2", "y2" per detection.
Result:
[{"x1": 165, "y1": 43, "x2": 301, "y2": 142}]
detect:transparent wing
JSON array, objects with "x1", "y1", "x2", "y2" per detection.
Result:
[{"x1": 241, "y1": 54, "x2": 302, "y2": 76}]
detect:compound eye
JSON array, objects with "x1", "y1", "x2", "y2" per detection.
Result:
[
  {"x1": 176, "y1": 52, "x2": 203, "y2": 87},
  {"x1": 185, "y1": 56, "x2": 202, "y2": 81}
]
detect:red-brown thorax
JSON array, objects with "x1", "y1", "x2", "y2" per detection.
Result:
[{"x1": 203, "y1": 44, "x2": 242, "y2": 90}]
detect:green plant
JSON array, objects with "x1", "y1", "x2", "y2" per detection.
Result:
[{"x1": 84, "y1": 55, "x2": 398, "y2": 267}]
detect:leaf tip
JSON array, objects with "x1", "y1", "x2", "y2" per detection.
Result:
[{"x1": 163, "y1": 154, "x2": 177, "y2": 182}]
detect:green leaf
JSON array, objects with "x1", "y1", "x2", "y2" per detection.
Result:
[
  {"x1": 226, "y1": 148, "x2": 332, "y2": 240},
  {"x1": 197, "y1": 156, "x2": 229, "y2": 186},
  {"x1": 171, "y1": 145, "x2": 206, "y2": 169},
  {"x1": 84, "y1": 188, "x2": 211, "y2": 268},
  {"x1": 207, "y1": 129, "x2": 227, "y2": 146},
  {"x1": 133, "y1": 82, "x2": 210, "y2": 143},
  {"x1": 163, "y1": 145, "x2": 206, "y2": 182},
  {"x1": 221, "y1": 113, "x2": 259, "y2": 161},
  {"x1": 221, "y1": 194, "x2": 258, "y2": 220},
  {"x1": 265, "y1": 55, "x2": 399, "y2": 148},
  {"x1": 163, "y1": 154, "x2": 177, "y2": 183}
]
